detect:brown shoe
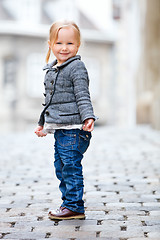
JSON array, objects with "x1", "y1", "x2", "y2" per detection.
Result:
[{"x1": 48, "y1": 207, "x2": 85, "y2": 220}]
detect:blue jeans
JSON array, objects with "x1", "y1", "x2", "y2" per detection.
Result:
[{"x1": 54, "y1": 129, "x2": 92, "y2": 213}]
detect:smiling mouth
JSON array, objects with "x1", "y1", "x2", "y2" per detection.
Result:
[{"x1": 60, "y1": 52, "x2": 69, "y2": 54}]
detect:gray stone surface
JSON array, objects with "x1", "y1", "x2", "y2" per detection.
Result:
[{"x1": 0, "y1": 125, "x2": 160, "y2": 239}]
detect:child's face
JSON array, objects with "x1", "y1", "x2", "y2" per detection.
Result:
[{"x1": 49, "y1": 27, "x2": 80, "y2": 65}]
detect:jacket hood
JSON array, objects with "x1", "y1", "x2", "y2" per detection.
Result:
[{"x1": 43, "y1": 55, "x2": 81, "y2": 70}]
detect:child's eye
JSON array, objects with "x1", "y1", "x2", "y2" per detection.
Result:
[
  {"x1": 56, "y1": 42, "x2": 62, "y2": 44},
  {"x1": 68, "y1": 42, "x2": 73, "y2": 45}
]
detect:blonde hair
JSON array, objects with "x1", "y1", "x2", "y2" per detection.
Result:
[{"x1": 46, "y1": 20, "x2": 81, "y2": 63}]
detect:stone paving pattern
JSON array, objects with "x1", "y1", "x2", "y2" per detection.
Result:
[{"x1": 0, "y1": 126, "x2": 160, "y2": 240}]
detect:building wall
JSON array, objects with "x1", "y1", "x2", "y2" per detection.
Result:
[
  {"x1": 112, "y1": 0, "x2": 141, "y2": 127},
  {"x1": 145, "y1": 0, "x2": 160, "y2": 130},
  {"x1": 136, "y1": 0, "x2": 160, "y2": 130}
]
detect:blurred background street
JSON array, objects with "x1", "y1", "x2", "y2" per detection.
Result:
[
  {"x1": 0, "y1": 0, "x2": 160, "y2": 239},
  {"x1": 0, "y1": 126, "x2": 160, "y2": 239}
]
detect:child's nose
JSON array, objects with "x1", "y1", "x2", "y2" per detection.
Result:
[{"x1": 62, "y1": 44, "x2": 67, "y2": 50}]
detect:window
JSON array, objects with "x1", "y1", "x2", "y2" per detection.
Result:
[
  {"x1": 2, "y1": 0, "x2": 41, "y2": 23},
  {"x1": 83, "y1": 57, "x2": 100, "y2": 101},
  {"x1": 112, "y1": 0, "x2": 121, "y2": 20},
  {"x1": 26, "y1": 53, "x2": 45, "y2": 97},
  {"x1": 3, "y1": 57, "x2": 17, "y2": 106},
  {"x1": 3, "y1": 57, "x2": 17, "y2": 87},
  {"x1": 44, "y1": 0, "x2": 77, "y2": 22}
]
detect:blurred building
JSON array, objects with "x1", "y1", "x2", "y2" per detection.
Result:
[
  {"x1": 0, "y1": 0, "x2": 117, "y2": 132},
  {"x1": 136, "y1": 0, "x2": 160, "y2": 130},
  {"x1": 0, "y1": 0, "x2": 160, "y2": 132},
  {"x1": 116, "y1": 0, "x2": 160, "y2": 130}
]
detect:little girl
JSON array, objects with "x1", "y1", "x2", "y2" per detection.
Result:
[{"x1": 35, "y1": 20, "x2": 96, "y2": 220}]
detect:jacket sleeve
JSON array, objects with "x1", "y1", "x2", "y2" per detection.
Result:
[
  {"x1": 70, "y1": 61, "x2": 96, "y2": 122},
  {"x1": 38, "y1": 109, "x2": 45, "y2": 126}
]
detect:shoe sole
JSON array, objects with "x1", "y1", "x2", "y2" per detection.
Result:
[{"x1": 48, "y1": 214, "x2": 85, "y2": 220}]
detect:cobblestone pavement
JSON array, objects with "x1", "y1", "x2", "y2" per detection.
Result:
[{"x1": 0, "y1": 126, "x2": 160, "y2": 240}]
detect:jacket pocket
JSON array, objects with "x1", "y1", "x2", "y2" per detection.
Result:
[{"x1": 59, "y1": 112, "x2": 79, "y2": 116}]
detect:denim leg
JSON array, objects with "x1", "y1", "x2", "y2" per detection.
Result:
[
  {"x1": 59, "y1": 145, "x2": 84, "y2": 213},
  {"x1": 54, "y1": 138, "x2": 66, "y2": 202},
  {"x1": 54, "y1": 129, "x2": 91, "y2": 213}
]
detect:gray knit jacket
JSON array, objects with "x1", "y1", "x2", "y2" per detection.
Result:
[{"x1": 38, "y1": 55, "x2": 96, "y2": 126}]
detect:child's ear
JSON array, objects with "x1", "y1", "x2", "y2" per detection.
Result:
[{"x1": 76, "y1": 45, "x2": 80, "y2": 53}]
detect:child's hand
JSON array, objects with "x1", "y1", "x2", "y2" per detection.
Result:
[
  {"x1": 35, "y1": 126, "x2": 47, "y2": 137},
  {"x1": 83, "y1": 118, "x2": 94, "y2": 132}
]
